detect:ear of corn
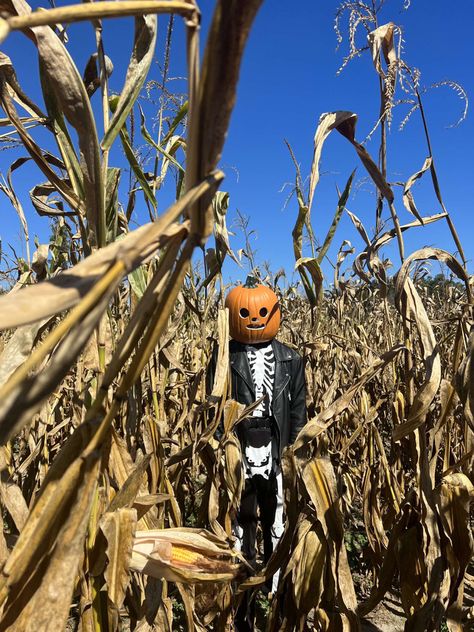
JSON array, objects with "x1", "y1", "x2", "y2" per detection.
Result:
[
  {"x1": 129, "y1": 529, "x2": 240, "y2": 584},
  {"x1": 170, "y1": 544, "x2": 204, "y2": 567}
]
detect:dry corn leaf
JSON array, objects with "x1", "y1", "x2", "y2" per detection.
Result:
[
  {"x1": 0, "y1": 172, "x2": 223, "y2": 331},
  {"x1": 403, "y1": 157, "x2": 433, "y2": 223},
  {"x1": 0, "y1": 449, "x2": 101, "y2": 631},
  {"x1": 308, "y1": 110, "x2": 352, "y2": 212},
  {"x1": 0, "y1": 156, "x2": 30, "y2": 247},
  {"x1": 290, "y1": 518, "x2": 326, "y2": 614},
  {"x1": 408, "y1": 429, "x2": 451, "y2": 631},
  {"x1": 302, "y1": 458, "x2": 358, "y2": 620},
  {"x1": 367, "y1": 212, "x2": 447, "y2": 258},
  {"x1": 11, "y1": 0, "x2": 104, "y2": 245},
  {"x1": 362, "y1": 462, "x2": 389, "y2": 559},
  {"x1": 2, "y1": 1, "x2": 196, "y2": 33},
  {"x1": 336, "y1": 113, "x2": 394, "y2": 203},
  {"x1": 455, "y1": 328, "x2": 474, "y2": 432},
  {"x1": 107, "y1": 455, "x2": 151, "y2": 514},
  {"x1": 392, "y1": 277, "x2": 441, "y2": 440},
  {"x1": 295, "y1": 256, "x2": 324, "y2": 306},
  {"x1": 294, "y1": 344, "x2": 405, "y2": 451},
  {"x1": 0, "y1": 475, "x2": 29, "y2": 533},
  {"x1": 367, "y1": 23, "x2": 397, "y2": 77},
  {"x1": 102, "y1": 14, "x2": 157, "y2": 150},
  {"x1": 358, "y1": 501, "x2": 415, "y2": 618},
  {"x1": 439, "y1": 474, "x2": 474, "y2": 564},
  {"x1": 346, "y1": 209, "x2": 371, "y2": 246},
  {"x1": 0, "y1": 321, "x2": 43, "y2": 387},
  {"x1": 395, "y1": 248, "x2": 472, "y2": 304},
  {"x1": 308, "y1": 111, "x2": 393, "y2": 215},
  {"x1": 397, "y1": 522, "x2": 427, "y2": 616},
  {"x1": 211, "y1": 308, "x2": 230, "y2": 400},
  {"x1": 0, "y1": 61, "x2": 81, "y2": 212},
  {"x1": 0, "y1": 51, "x2": 44, "y2": 117},
  {"x1": 221, "y1": 432, "x2": 243, "y2": 511},
  {"x1": 438, "y1": 474, "x2": 474, "y2": 632},
  {"x1": 0, "y1": 262, "x2": 123, "y2": 444},
  {"x1": 101, "y1": 508, "x2": 137, "y2": 614},
  {"x1": 185, "y1": 0, "x2": 263, "y2": 241}
]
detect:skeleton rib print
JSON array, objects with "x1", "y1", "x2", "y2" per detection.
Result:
[{"x1": 247, "y1": 343, "x2": 275, "y2": 417}]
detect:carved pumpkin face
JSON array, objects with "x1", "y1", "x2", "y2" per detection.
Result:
[{"x1": 225, "y1": 279, "x2": 281, "y2": 344}]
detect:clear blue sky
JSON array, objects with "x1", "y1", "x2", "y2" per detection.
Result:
[{"x1": 1, "y1": 0, "x2": 472, "y2": 286}]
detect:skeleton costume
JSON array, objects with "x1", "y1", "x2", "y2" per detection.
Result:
[
  {"x1": 233, "y1": 342, "x2": 284, "y2": 596},
  {"x1": 243, "y1": 341, "x2": 275, "y2": 475},
  {"x1": 210, "y1": 278, "x2": 306, "y2": 632}
]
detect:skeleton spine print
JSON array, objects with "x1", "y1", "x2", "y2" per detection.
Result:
[{"x1": 247, "y1": 343, "x2": 275, "y2": 417}]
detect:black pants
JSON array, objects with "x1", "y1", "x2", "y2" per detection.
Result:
[
  {"x1": 234, "y1": 471, "x2": 284, "y2": 632},
  {"x1": 237, "y1": 473, "x2": 278, "y2": 568}
]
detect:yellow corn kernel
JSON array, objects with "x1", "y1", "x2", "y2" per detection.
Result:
[{"x1": 170, "y1": 545, "x2": 203, "y2": 567}]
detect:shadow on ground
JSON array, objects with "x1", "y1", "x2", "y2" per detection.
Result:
[{"x1": 361, "y1": 591, "x2": 405, "y2": 632}]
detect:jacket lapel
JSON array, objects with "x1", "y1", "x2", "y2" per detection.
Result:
[
  {"x1": 272, "y1": 340, "x2": 292, "y2": 405},
  {"x1": 230, "y1": 341, "x2": 254, "y2": 394},
  {"x1": 230, "y1": 339, "x2": 292, "y2": 403}
]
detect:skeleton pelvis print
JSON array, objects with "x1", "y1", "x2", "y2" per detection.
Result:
[{"x1": 244, "y1": 442, "x2": 272, "y2": 479}]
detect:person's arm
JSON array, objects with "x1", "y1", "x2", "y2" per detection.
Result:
[{"x1": 289, "y1": 354, "x2": 306, "y2": 444}]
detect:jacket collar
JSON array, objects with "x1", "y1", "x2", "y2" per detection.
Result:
[
  {"x1": 230, "y1": 339, "x2": 291, "y2": 401},
  {"x1": 271, "y1": 338, "x2": 293, "y2": 362},
  {"x1": 229, "y1": 338, "x2": 291, "y2": 360},
  {"x1": 229, "y1": 338, "x2": 292, "y2": 395}
]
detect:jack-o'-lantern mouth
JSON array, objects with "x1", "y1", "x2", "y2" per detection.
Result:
[{"x1": 246, "y1": 323, "x2": 265, "y2": 330}]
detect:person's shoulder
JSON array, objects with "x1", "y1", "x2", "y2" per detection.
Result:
[{"x1": 272, "y1": 339, "x2": 302, "y2": 361}]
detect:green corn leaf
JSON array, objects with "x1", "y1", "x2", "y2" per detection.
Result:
[
  {"x1": 316, "y1": 168, "x2": 356, "y2": 264},
  {"x1": 138, "y1": 104, "x2": 184, "y2": 173}
]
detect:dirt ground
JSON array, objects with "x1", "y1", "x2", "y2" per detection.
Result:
[{"x1": 361, "y1": 593, "x2": 406, "y2": 632}]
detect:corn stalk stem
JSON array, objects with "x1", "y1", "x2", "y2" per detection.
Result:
[
  {"x1": 183, "y1": 3, "x2": 201, "y2": 238},
  {"x1": 388, "y1": 201, "x2": 404, "y2": 262}
]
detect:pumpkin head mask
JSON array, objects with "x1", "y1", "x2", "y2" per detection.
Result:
[{"x1": 225, "y1": 276, "x2": 281, "y2": 344}]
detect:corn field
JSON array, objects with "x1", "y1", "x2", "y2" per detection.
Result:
[{"x1": 0, "y1": 0, "x2": 472, "y2": 631}]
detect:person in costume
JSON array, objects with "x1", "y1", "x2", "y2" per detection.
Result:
[{"x1": 221, "y1": 276, "x2": 307, "y2": 630}]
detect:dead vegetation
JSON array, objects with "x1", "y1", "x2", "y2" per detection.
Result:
[{"x1": 0, "y1": 0, "x2": 472, "y2": 631}]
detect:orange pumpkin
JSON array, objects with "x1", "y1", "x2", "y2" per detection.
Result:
[{"x1": 225, "y1": 276, "x2": 281, "y2": 344}]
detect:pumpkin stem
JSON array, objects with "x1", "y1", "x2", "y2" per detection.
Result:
[{"x1": 244, "y1": 275, "x2": 259, "y2": 288}]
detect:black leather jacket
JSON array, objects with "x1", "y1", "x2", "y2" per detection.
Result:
[{"x1": 227, "y1": 338, "x2": 306, "y2": 456}]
